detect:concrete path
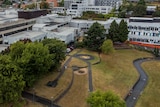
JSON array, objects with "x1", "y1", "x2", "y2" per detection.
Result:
[{"x1": 125, "y1": 57, "x2": 160, "y2": 107}]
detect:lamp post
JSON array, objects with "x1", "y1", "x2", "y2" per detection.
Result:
[
  {"x1": 51, "y1": 96, "x2": 54, "y2": 107},
  {"x1": 33, "y1": 88, "x2": 35, "y2": 103}
]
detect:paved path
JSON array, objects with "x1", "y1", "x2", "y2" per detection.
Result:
[
  {"x1": 73, "y1": 54, "x2": 94, "y2": 92},
  {"x1": 125, "y1": 57, "x2": 160, "y2": 107}
]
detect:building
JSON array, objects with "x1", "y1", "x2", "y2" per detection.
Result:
[
  {"x1": 0, "y1": 9, "x2": 18, "y2": 24},
  {"x1": 52, "y1": 7, "x2": 65, "y2": 14},
  {"x1": 69, "y1": 17, "x2": 123, "y2": 33},
  {"x1": 146, "y1": 6, "x2": 156, "y2": 15},
  {"x1": 64, "y1": 0, "x2": 75, "y2": 9},
  {"x1": 46, "y1": 27, "x2": 79, "y2": 44},
  {"x1": 32, "y1": 14, "x2": 80, "y2": 44},
  {"x1": 66, "y1": 0, "x2": 113, "y2": 17},
  {"x1": 95, "y1": 0, "x2": 122, "y2": 9},
  {"x1": 18, "y1": 10, "x2": 48, "y2": 19},
  {"x1": 3, "y1": 31, "x2": 46, "y2": 45},
  {"x1": 85, "y1": 6, "x2": 112, "y2": 14},
  {"x1": 128, "y1": 17, "x2": 160, "y2": 46},
  {"x1": 66, "y1": 0, "x2": 87, "y2": 17}
]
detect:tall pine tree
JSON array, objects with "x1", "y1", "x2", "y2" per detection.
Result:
[
  {"x1": 118, "y1": 19, "x2": 129, "y2": 42},
  {"x1": 84, "y1": 22, "x2": 106, "y2": 51},
  {"x1": 107, "y1": 20, "x2": 119, "y2": 42}
]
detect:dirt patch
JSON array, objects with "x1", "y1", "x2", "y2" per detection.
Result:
[
  {"x1": 74, "y1": 68, "x2": 87, "y2": 75},
  {"x1": 80, "y1": 56, "x2": 90, "y2": 59}
]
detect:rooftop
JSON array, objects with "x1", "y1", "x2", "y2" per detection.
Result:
[{"x1": 5, "y1": 31, "x2": 45, "y2": 39}]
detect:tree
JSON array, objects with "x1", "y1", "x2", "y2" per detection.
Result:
[
  {"x1": 40, "y1": 1, "x2": 49, "y2": 9},
  {"x1": 133, "y1": 0, "x2": 146, "y2": 17},
  {"x1": 2, "y1": 0, "x2": 12, "y2": 5},
  {"x1": 153, "y1": 9, "x2": 160, "y2": 17},
  {"x1": 118, "y1": 11, "x2": 126, "y2": 18},
  {"x1": 84, "y1": 22, "x2": 106, "y2": 51},
  {"x1": 118, "y1": 19, "x2": 129, "y2": 42},
  {"x1": 0, "y1": 55, "x2": 25, "y2": 103},
  {"x1": 42, "y1": 38, "x2": 67, "y2": 69},
  {"x1": 87, "y1": 90, "x2": 126, "y2": 107},
  {"x1": 19, "y1": 42, "x2": 52, "y2": 87},
  {"x1": 137, "y1": 0, "x2": 146, "y2": 5},
  {"x1": 154, "y1": 47, "x2": 159, "y2": 57},
  {"x1": 9, "y1": 41, "x2": 26, "y2": 61},
  {"x1": 58, "y1": 0, "x2": 64, "y2": 7},
  {"x1": 133, "y1": 5, "x2": 146, "y2": 17},
  {"x1": 101, "y1": 39, "x2": 114, "y2": 54},
  {"x1": 25, "y1": 3, "x2": 36, "y2": 9},
  {"x1": 107, "y1": 20, "x2": 119, "y2": 42}
]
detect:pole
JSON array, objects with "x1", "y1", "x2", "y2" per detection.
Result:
[
  {"x1": 33, "y1": 88, "x2": 35, "y2": 103},
  {"x1": 51, "y1": 96, "x2": 54, "y2": 107}
]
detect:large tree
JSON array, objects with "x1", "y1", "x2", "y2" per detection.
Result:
[
  {"x1": 18, "y1": 42, "x2": 52, "y2": 87},
  {"x1": 118, "y1": 19, "x2": 129, "y2": 42},
  {"x1": 9, "y1": 41, "x2": 26, "y2": 61},
  {"x1": 108, "y1": 20, "x2": 128, "y2": 43},
  {"x1": 87, "y1": 90, "x2": 126, "y2": 107},
  {"x1": 101, "y1": 39, "x2": 114, "y2": 54},
  {"x1": 107, "y1": 20, "x2": 119, "y2": 42},
  {"x1": 0, "y1": 55, "x2": 25, "y2": 103},
  {"x1": 42, "y1": 38, "x2": 66, "y2": 69},
  {"x1": 84, "y1": 22, "x2": 106, "y2": 51}
]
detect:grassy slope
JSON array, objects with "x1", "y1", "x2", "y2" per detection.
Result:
[
  {"x1": 136, "y1": 61, "x2": 160, "y2": 107},
  {"x1": 26, "y1": 49, "x2": 153, "y2": 107},
  {"x1": 80, "y1": 49, "x2": 153, "y2": 98}
]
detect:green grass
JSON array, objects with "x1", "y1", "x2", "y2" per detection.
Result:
[
  {"x1": 80, "y1": 49, "x2": 153, "y2": 98},
  {"x1": 25, "y1": 48, "x2": 153, "y2": 107},
  {"x1": 136, "y1": 61, "x2": 160, "y2": 107}
]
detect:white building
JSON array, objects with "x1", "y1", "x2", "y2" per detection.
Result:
[
  {"x1": 46, "y1": 27, "x2": 79, "y2": 44},
  {"x1": 95, "y1": 0, "x2": 122, "y2": 9},
  {"x1": 66, "y1": 0, "x2": 87, "y2": 17},
  {"x1": 128, "y1": 17, "x2": 160, "y2": 45},
  {"x1": 85, "y1": 6, "x2": 112, "y2": 14},
  {"x1": 3, "y1": 31, "x2": 47, "y2": 45},
  {"x1": 32, "y1": 14, "x2": 80, "y2": 44},
  {"x1": 70, "y1": 17, "x2": 123, "y2": 33}
]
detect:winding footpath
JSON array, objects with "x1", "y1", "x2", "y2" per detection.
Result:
[{"x1": 125, "y1": 57, "x2": 160, "y2": 107}]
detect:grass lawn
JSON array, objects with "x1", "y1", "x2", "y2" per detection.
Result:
[
  {"x1": 136, "y1": 60, "x2": 160, "y2": 107},
  {"x1": 26, "y1": 48, "x2": 153, "y2": 107},
  {"x1": 79, "y1": 49, "x2": 153, "y2": 98},
  {"x1": 58, "y1": 72, "x2": 89, "y2": 107}
]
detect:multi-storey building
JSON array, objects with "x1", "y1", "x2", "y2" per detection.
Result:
[
  {"x1": 0, "y1": 19, "x2": 36, "y2": 44},
  {"x1": 66, "y1": 0, "x2": 113, "y2": 17},
  {"x1": 95, "y1": 0, "x2": 122, "y2": 8},
  {"x1": 66, "y1": 0, "x2": 87, "y2": 17},
  {"x1": 128, "y1": 17, "x2": 160, "y2": 46},
  {"x1": 64, "y1": 0, "x2": 76, "y2": 9}
]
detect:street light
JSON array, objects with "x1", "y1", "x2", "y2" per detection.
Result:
[
  {"x1": 33, "y1": 88, "x2": 35, "y2": 103},
  {"x1": 51, "y1": 96, "x2": 54, "y2": 107}
]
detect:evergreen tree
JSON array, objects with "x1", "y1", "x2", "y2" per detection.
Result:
[
  {"x1": 107, "y1": 20, "x2": 119, "y2": 42},
  {"x1": 118, "y1": 19, "x2": 129, "y2": 42},
  {"x1": 154, "y1": 47, "x2": 159, "y2": 57},
  {"x1": 133, "y1": 0, "x2": 146, "y2": 16},
  {"x1": 84, "y1": 22, "x2": 106, "y2": 51}
]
